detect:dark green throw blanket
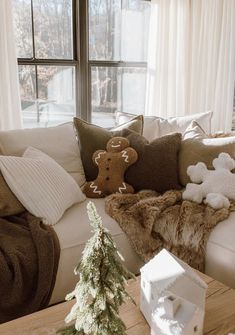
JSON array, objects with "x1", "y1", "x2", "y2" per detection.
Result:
[{"x1": 0, "y1": 212, "x2": 60, "y2": 323}]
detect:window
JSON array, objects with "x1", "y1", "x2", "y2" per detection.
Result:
[
  {"x1": 13, "y1": 0, "x2": 77, "y2": 128},
  {"x1": 88, "y1": 0, "x2": 150, "y2": 127},
  {"x1": 13, "y1": 0, "x2": 150, "y2": 128}
]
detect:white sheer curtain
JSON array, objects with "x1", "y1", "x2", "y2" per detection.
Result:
[
  {"x1": 0, "y1": 0, "x2": 22, "y2": 130},
  {"x1": 145, "y1": 0, "x2": 235, "y2": 132}
]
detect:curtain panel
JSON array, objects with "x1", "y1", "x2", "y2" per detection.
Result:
[
  {"x1": 145, "y1": 0, "x2": 235, "y2": 132},
  {"x1": 0, "y1": 0, "x2": 22, "y2": 130}
]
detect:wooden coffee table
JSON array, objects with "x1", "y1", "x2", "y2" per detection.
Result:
[{"x1": 1, "y1": 272, "x2": 235, "y2": 335}]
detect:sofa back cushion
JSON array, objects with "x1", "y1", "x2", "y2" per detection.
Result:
[
  {"x1": 0, "y1": 122, "x2": 85, "y2": 187},
  {"x1": 116, "y1": 112, "x2": 159, "y2": 141},
  {"x1": 116, "y1": 111, "x2": 212, "y2": 141}
]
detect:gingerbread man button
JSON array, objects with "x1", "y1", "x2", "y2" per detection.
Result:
[{"x1": 83, "y1": 137, "x2": 138, "y2": 198}]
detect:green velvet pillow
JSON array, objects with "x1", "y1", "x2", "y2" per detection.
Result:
[
  {"x1": 73, "y1": 116, "x2": 143, "y2": 181},
  {"x1": 125, "y1": 131, "x2": 182, "y2": 192}
]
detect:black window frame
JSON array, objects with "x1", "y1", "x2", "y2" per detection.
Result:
[
  {"x1": 17, "y1": 0, "x2": 149, "y2": 125},
  {"x1": 83, "y1": 0, "x2": 149, "y2": 123},
  {"x1": 17, "y1": 0, "x2": 80, "y2": 122}
]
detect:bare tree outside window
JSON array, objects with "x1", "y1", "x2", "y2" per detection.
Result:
[
  {"x1": 13, "y1": 0, "x2": 150, "y2": 128},
  {"x1": 89, "y1": 0, "x2": 150, "y2": 127},
  {"x1": 13, "y1": 0, "x2": 75, "y2": 128},
  {"x1": 33, "y1": 0, "x2": 73, "y2": 59}
]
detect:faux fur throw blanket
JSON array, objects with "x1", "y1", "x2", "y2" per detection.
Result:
[
  {"x1": 105, "y1": 190, "x2": 232, "y2": 271},
  {"x1": 0, "y1": 212, "x2": 60, "y2": 323}
]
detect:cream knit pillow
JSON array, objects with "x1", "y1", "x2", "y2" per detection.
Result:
[{"x1": 0, "y1": 147, "x2": 86, "y2": 225}]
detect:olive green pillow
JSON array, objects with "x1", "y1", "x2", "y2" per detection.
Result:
[
  {"x1": 125, "y1": 131, "x2": 182, "y2": 192},
  {"x1": 73, "y1": 115, "x2": 143, "y2": 181},
  {"x1": 179, "y1": 121, "x2": 235, "y2": 186},
  {"x1": 0, "y1": 173, "x2": 25, "y2": 216}
]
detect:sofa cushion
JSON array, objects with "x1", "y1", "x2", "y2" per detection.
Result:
[
  {"x1": 116, "y1": 111, "x2": 212, "y2": 141},
  {"x1": 73, "y1": 116, "x2": 143, "y2": 181},
  {"x1": 157, "y1": 111, "x2": 212, "y2": 137},
  {"x1": 179, "y1": 121, "x2": 235, "y2": 186},
  {"x1": 116, "y1": 112, "x2": 160, "y2": 141},
  {"x1": 0, "y1": 122, "x2": 85, "y2": 187},
  {"x1": 0, "y1": 147, "x2": 86, "y2": 226},
  {"x1": 125, "y1": 131, "x2": 182, "y2": 192},
  {"x1": 206, "y1": 211, "x2": 235, "y2": 289}
]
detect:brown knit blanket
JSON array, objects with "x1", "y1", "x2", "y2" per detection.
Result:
[
  {"x1": 105, "y1": 190, "x2": 232, "y2": 271},
  {"x1": 0, "y1": 212, "x2": 60, "y2": 323}
]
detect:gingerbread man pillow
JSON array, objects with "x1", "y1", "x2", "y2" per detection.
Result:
[{"x1": 83, "y1": 137, "x2": 138, "y2": 198}]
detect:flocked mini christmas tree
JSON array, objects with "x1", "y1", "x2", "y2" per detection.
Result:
[{"x1": 57, "y1": 201, "x2": 135, "y2": 335}]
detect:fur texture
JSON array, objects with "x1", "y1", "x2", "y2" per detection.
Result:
[{"x1": 105, "y1": 190, "x2": 231, "y2": 271}]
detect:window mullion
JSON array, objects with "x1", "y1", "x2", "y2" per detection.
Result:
[
  {"x1": 18, "y1": 59, "x2": 79, "y2": 66},
  {"x1": 30, "y1": 0, "x2": 36, "y2": 60},
  {"x1": 73, "y1": 0, "x2": 78, "y2": 61},
  {"x1": 79, "y1": 0, "x2": 89, "y2": 121},
  {"x1": 31, "y1": 0, "x2": 40, "y2": 124},
  {"x1": 35, "y1": 65, "x2": 40, "y2": 122},
  {"x1": 89, "y1": 60, "x2": 147, "y2": 68}
]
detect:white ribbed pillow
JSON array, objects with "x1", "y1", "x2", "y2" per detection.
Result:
[{"x1": 0, "y1": 147, "x2": 86, "y2": 225}]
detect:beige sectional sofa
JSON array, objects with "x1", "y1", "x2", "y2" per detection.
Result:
[{"x1": 0, "y1": 119, "x2": 235, "y2": 306}]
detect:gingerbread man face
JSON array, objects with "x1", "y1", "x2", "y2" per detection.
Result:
[{"x1": 106, "y1": 137, "x2": 129, "y2": 153}]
